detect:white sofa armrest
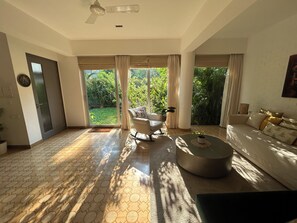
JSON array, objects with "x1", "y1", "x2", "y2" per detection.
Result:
[{"x1": 228, "y1": 114, "x2": 249, "y2": 125}]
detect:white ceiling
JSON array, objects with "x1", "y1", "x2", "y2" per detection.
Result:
[
  {"x1": 213, "y1": 0, "x2": 297, "y2": 38},
  {"x1": 6, "y1": 0, "x2": 204, "y2": 40}
]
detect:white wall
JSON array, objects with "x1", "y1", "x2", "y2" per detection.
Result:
[
  {"x1": 0, "y1": 32, "x2": 29, "y2": 145},
  {"x1": 6, "y1": 35, "x2": 89, "y2": 145},
  {"x1": 58, "y1": 56, "x2": 87, "y2": 127},
  {"x1": 7, "y1": 35, "x2": 62, "y2": 144},
  {"x1": 240, "y1": 13, "x2": 297, "y2": 119}
]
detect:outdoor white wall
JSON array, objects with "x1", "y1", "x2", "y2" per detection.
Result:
[
  {"x1": 195, "y1": 38, "x2": 247, "y2": 54},
  {"x1": 0, "y1": 32, "x2": 29, "y2": 145},
  {"x1": 71, "y1": 39, "x2": 180, "y2": 56},
  {"x1": 7, "y1": 35, "x2": 62, "y2": 144},
  {"x1": 240, "y1": 13, "x2": 297, "y2": 119},
  {"x1": 58, "y1": 56, "x2": 87, "y2": 127}
]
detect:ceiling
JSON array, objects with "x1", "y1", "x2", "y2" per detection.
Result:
[
  {"x1": 213, "y1": 0, "x2": 297, "y2": 38},
  {"x1": 6, "y1": 0, "x2": 204, "y2": 40},
  {"x1": 4, "y1": 0, "x2": 297, "y2": 47}
]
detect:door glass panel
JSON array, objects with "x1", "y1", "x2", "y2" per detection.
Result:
[
  {"x1": 84, "y1": 69, "x2": 119, "y2": 125},
  {"x1": 31, "y1": 62, "x2": 53, "y2": 132},
  {"x1": 149, "y1": 68, "x2": 168, "y2": 113},
  {"x1": 128, "y1": 69, "x2": 148, "y2": 108},
  {"x1": 128, "y1": 68, "x2": 168, "y2": 113}
]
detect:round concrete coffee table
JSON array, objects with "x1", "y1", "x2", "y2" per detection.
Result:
[{"x1": 176, "y1": 134, "x2": 233, "y2": 178}]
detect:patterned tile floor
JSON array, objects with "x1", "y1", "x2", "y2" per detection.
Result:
[
  {"x1": 0, "y1": 129, "x2": 150, "y2": 223},
  {"x1": 0, "y1": 126, "x2": 286, "y2": 223}
]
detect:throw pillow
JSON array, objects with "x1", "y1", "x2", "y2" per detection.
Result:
[
  {"x1": 263, "y1": 122, "x2": 297, "y2": 145},
  {"x1": 133, "y1": 106, "x2": 148, "y2": 118},
  {"x1": 279, "y1": 117, "x2": 297, "y2": 130},
  {"x1": 259, "y1": 108, "x2": 283, "y2": 118},
  {"x1": 246, "y1": 112, "x2": 267, "y2": 129},
  {"x1": 259, "y1": 116, "x2": 283, "y2": 131}
]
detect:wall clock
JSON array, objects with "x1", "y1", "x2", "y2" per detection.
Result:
[{"x1": 17, "y1": 74, "x2": 31, "y2": 87}]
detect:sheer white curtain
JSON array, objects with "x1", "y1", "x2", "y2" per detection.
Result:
[
  {"x1": 220, "y1": 54, "x2": 244, "y2": 127},
  {"x1": 167, "y1": 55, "x2": 181, "y2": 128},
  {"x1": 116, "y1": 55, "x2": 130, "y2": 130}
]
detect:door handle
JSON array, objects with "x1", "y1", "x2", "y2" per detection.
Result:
[{"x1": 36, "y1": 103, "x2": 44, "y2": 108}]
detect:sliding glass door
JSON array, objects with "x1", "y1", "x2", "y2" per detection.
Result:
[
  {"x1": 128, "y1": 68, "x2": 168, "y2": 113},
  {"x1": 83, "y1": 69, "x2": 120, "y2": 126}
]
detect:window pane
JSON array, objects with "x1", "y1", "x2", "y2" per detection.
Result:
[
  {"x1": 31, "y1": 62, "x2": 53, "y2": 132},
  {"x1": 84, "y1": 69, "x2": 118, "y2": 125},
  {"x1": 128, "y1": 68, "x2": 168, "y2": 114},
  {"x1": 128, "y1": 69, "x2": 148, "y2": 108},
  {"x1": 150, "y1": 68, "x2": 168, "y2": 113}
]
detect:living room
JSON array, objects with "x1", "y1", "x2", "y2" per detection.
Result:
[{"x1": 0, "y1": 0, "x2": 297, "y2": 222}]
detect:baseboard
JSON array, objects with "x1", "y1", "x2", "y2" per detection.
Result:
[
  {"x1": 7, "y1": 139, "x2": 44, "y2": 149},
  {"x1": 67, "y1": 126, "x2": 88, "y2": 129},
  {"x1": 8, "y1": 145, "x2": 31, "y2": 149}
]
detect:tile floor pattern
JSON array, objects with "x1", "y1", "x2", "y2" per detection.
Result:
[
  {"x1": 0, "y1": 129, "x2": 150, "y2": 223},
  {"x1": 0, "y1": 126, "x2": 287, "y2": 223}
]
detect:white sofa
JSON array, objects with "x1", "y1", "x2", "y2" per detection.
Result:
[{"x1": 227, "y1": 114, "x2": 297, "y2": 190}]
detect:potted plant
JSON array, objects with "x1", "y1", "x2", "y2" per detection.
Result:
[
  {"x1": 193, "y1": 129, "x2": 206, "y2": 144},
  {"x1": 0, "y1": 108, "x2": 7, "y2": 155},
  {"x1": 161, "y1": 106, "x2": 176, "y2": 121}
]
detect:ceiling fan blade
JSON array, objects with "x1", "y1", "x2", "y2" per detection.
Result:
[
  {"x1": 85, "y1": 13, "x2": 98, "y2": 24},
  {"x1": 105, "y1": 5, "x2": 140, "y2": 13}
]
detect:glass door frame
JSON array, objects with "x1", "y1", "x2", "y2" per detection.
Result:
[{"x1": 82, "y1": 69, "x2": 121, "y2": 127}]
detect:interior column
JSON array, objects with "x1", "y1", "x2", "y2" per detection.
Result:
[{"x1": 178, "y1": 51, "x2": 195, "y2": 129}]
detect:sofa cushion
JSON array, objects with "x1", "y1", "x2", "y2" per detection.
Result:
[
  {"x1": 260, "y1": 108, "x2": 283, "y2": 118},
  {"x1": 263, "y1": 122, "x2": 297, "y2": 145},
  {"x1": 259, "y1": 116, "x2": 283, "y2": 131},
  {"x1": 279, "y1": 117, "x2": 297, "y2": 130},
  {"x1": 246, "y1": 112, "x2": 267, "y2": 129}
]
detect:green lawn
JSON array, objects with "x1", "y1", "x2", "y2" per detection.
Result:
[{"x1": 89, "y1": 107, "x2": 117, "y2": 125}]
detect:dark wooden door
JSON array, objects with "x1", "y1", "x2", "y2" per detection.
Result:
[{"x1": 26, "y1": 54, "x2": 66, "y2": 139}]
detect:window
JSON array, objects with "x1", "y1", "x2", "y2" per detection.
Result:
[{"x1": 128, "y1": 68, "x2": 168, "y2": 113}]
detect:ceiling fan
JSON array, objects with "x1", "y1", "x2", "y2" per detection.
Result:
[{"x1": 86, "y1": 0, "x2": 140, "y2": 24}]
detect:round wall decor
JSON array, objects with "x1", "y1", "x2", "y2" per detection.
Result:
[{"x1": 17, "y1": 74, "x2": 31, "y2": 87}]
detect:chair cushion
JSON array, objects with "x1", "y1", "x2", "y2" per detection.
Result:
[
  {"x1": 149, "y1": 120, "x2": 163, "y2": 132},
  {"x1": 133, "y1": 106, "x2": 148, "y2": 118}
]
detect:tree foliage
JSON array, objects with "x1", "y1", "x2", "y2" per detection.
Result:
[
  {"x1": 191, "y1": 67, "x2": 227, "y2": 125},
  {"x1": 128, "y1": 69, "x2": 148, "y2": 108},
  {"x1": 84, "y1": 70, "x2": 116, "y2": 108},
  {"x1": 128, "y1": 68, "x2": 167, "y2": 113},
  {"x1": 150, "y1": 68, "x2": 168, "y2": 113},
  {"x1": 84, "y1": 68, "x2": 168, "y2": 115}
]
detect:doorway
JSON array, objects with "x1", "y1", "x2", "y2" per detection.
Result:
[
  {"x1": 83, "y1": 69, "x2": 120, "y2": 126},
  {"x1": 26, "y1": 54, "x2": 66, "y2": 139},
  {"x1": 191, "y1": 67, "x2": 227, "y2": 125}
]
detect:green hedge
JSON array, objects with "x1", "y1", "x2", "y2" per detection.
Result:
[{"x1": 191, "y1": 67, "x2": 227, "y2": 125}]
